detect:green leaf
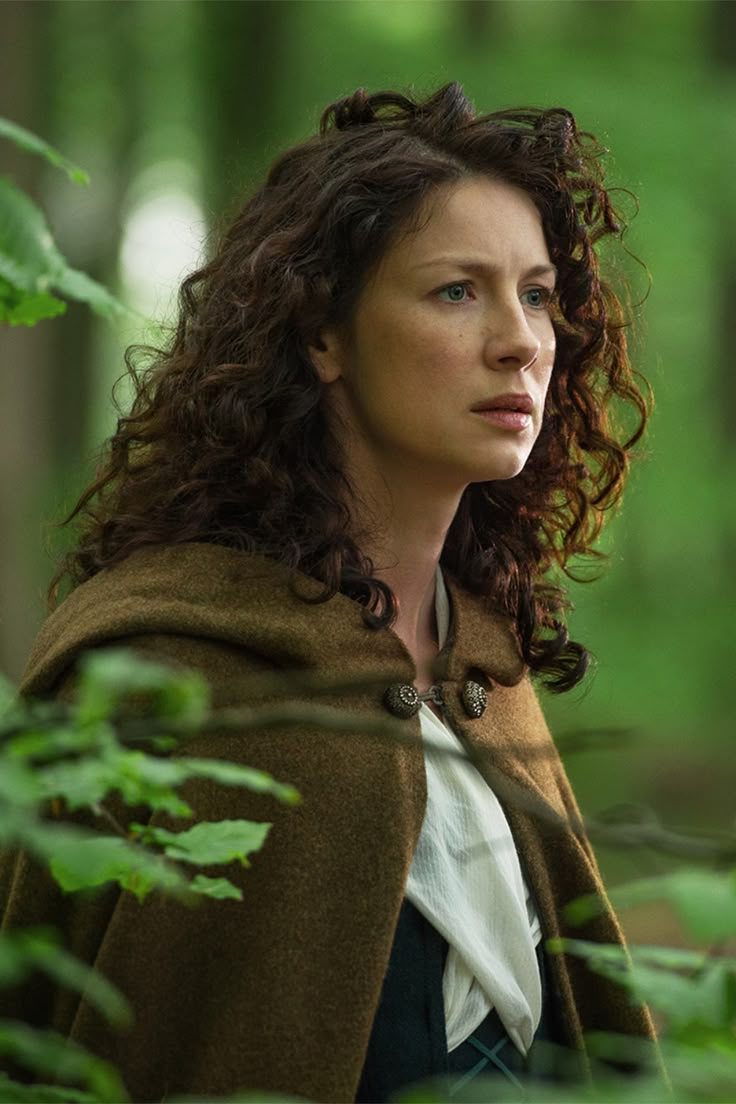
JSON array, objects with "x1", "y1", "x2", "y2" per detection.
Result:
[
  {"x1": 103, "y1": 751, "x2": 192, "y2": 817},
  {"x1": 551, "y1": 939, "x2": 736, "y2": 1031},
  {"x1": 6, "y1": 724, "x2": 98, "y2": 763},
  {"x1": 178, "y1": 757, "x2": 301, "y2": 805},
  {"x1": 37, "y1": 758, "x2": 117, "y2": 810},
  {"x1": 45, "y1": 833, "x2": 185, "y2": 901},
  {"x1": 0, "y1": 935, "x2": 30, "y2": 989},
  {"x1": 0, "y1": 117, "x2": 89, "y2": 184},
  {"x1": 138, "y1": 733, "x2": 179, "y2": 752},
  {"x1": 29, "y1": 933, "x2": 131, "y2": 1028},
  {"x1": 188, "y1": 875, "x2": 243, "y2": 901},
  {"x1": 0, "y1": 1021, "x2": 127, "y2": 1103},
  {"x1": 564, "y1": 890, "x2": 606, "y2": 926},
  {"x1": 0, "y1": 673, "x2": 17, "y2": 718},
  {"x1": 16, "y1": 820, "x2": 94, "y2": 864},
  {"x1": 392, "y1": 1085, "x2": 449, "y2": 1104},
  {"x1": 0, "y1": 757, "x2": 42, "y2": 810},
  {"x1": 656, "y1": 1037, "x2": 736, "y2": 1102},
  {"x1": 9, "y1": 739, "x2": 295, "y2": 823},
  {"x1": 0, "y1": 929, "x2": 131, "y2": 1027},
  {"x1": 52, "y1": 265, "x2": 130, "y2": 322},
  {"x1": 133, "y1": 819, "x2": 271, "y2": 867},
  {"x1": 0, "y1": 1074, "x2": 98, "y2": 1103},
  {"x1": 394, "y1": 1072, "x2": 667, "y2": 1104},
  {"x1": 75, "y1": 648, "x2": 210, "y2": 727},
  {"x1": 0, "y1": 274, "x2": 66, "y2": 325},
  {"x1": 0, "y1": 177, "x2": 130, "y2": 323},
  {"x1": 583, "y1": 1028, "x2": 665, "y2": 1071},
  {"x1": 610, "y1": 870, "x2": 736, "y2": 943},
  {"x1": 35, "y1": 743, "x2": 191, "y2": 818},
  {"x1": 2, "y1": 290, "x2": 67, "y2": 326},
  {"x1": 0, "y1": 177, "x2": 67, "y2": 294}
]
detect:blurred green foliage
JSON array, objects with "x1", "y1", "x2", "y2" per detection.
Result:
[
  {"x1": 0, "y1": 648, "x2": 299, "y2": 1102},
  {"x1": 0, "y1": 119, "x2": 129, "y2": 325}
]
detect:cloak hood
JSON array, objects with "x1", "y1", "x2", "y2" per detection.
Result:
[{"x1": 21, "y1": 542, "x2": 526, "y2": 699}]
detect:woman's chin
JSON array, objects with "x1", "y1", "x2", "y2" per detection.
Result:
[{"x1": 469, "y1": 457, "x2": 530, "y2": 484}]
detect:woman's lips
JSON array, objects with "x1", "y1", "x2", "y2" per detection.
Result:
[{"x1": 472, "y1": 409, "x2": 532, "y2": 430}]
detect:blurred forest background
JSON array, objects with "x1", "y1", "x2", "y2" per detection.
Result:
[{"x1": 1, "y1": 0, "x2": 735, "y2": 947}]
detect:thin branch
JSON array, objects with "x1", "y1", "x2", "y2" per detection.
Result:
[
  {"x1": 89, "y1": 802, "x2": 128, "y2": 838},
  {"x1": 7, "y1": 690, "x2": 736, "y2": 866}
]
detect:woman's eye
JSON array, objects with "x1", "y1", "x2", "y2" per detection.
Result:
[
  {"x1": 437, "y1": 282, "x2": 472, "y2": 303},
  {"x1": 522, "y1": 287, "x2": 553, "y2": 309}
]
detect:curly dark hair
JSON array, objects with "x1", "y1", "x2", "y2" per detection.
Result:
[{"x1": 50, "y1": 82, "x2": 651, "y2": 692}]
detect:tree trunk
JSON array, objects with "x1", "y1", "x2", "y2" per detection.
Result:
[
  {"x1": 197, "y1": 0, "x2": 292, "y2": 220},
  {"x1": 452, "y1": 0, "x2": 502, "y2": 47},
  {"x1": 0, "y1": 1, "x2": 54, "y2": 680},
  {"x1": 0, "y1": 0, "x2": 141, "y2": 679},
  {"x1": 710, "y1": 0, "x2": 736, "y2": 69}
]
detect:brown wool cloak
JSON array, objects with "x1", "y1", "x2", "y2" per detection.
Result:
[{"x1": 0, "y1": 543, "x2": 656, "y2": 1102}]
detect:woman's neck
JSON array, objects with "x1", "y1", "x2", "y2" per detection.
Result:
[{"x1": 350, "y1": 470, "x2": 463, "y2": 686}]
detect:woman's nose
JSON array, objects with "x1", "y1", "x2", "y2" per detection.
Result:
[{"x1": 483, "y1": 304, "x2": 541, "y2": 371}]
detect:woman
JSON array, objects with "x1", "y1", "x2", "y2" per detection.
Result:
[{"x1": 2, "y1": 83, "x2": 657, "y2": 1102}]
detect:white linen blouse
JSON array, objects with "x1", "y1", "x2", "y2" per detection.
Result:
[{"x1": 404, "y1": 566, "x2": 543, "y2": 1055}]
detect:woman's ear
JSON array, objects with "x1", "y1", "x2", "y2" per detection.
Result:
[{"x1": 308, "y1": 328, "x2": 345, "y2": 384}]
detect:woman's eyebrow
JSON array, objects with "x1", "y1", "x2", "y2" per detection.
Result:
[{"x1": 411, "y1": 258, "x2": 558, "y2": 281}]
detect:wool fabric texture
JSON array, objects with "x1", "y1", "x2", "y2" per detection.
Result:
[{"x1": 0, "y1": 543, "x2": 656, "y2": 1103}]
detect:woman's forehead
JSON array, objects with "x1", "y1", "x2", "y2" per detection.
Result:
[{"x1": 374, "y1": 177, "x2": 551, "y2": 280}]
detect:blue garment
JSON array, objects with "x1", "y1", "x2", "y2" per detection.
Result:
[{"x1": 356, "y1": 898, "x2": 569, "y2": 1103}]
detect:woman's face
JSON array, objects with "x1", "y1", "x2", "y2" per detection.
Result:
[{"x1": 313, "y1": 175, "x2": 557, "y2": 494}]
